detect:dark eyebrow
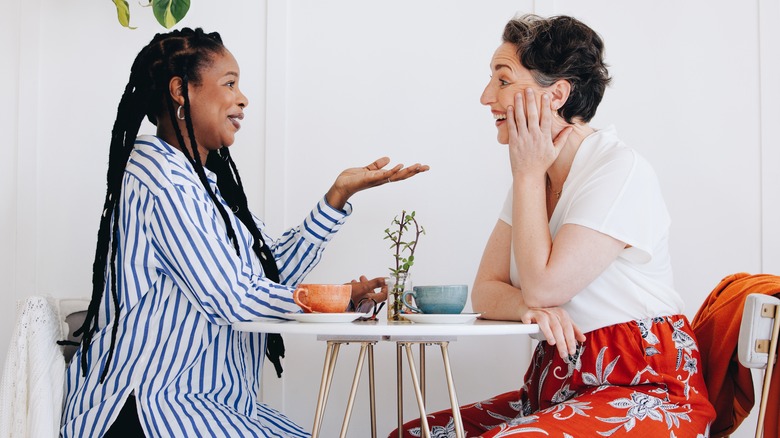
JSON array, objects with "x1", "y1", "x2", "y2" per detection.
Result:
[
  {"x1": 493, "y1": 64, "x2": 513, "y2": 72},
  {"x1": 223, "y1": 71, "x2": 239, "y2": 78}
]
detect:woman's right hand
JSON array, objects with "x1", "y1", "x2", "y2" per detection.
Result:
[{"x1": 520, "y1": 306, "x2": 586, "y2": 359}]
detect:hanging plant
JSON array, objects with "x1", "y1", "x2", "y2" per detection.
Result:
[{"x1": 111, "y1": 0, "x2": 191, "y2": 29}]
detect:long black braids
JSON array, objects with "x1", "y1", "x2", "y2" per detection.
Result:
[
  {"x1": 205, "y1": 146, "x2": 287, "y2": 377},
  {"x1": 70, "y1": 28, "x2": 286, "y2": 383},
  {"x1": 205, "y1": 148, "x2": 280, "y2": 274},
  {"x1": 72, "y1": 79, "x2": 146, "y2": 382}
]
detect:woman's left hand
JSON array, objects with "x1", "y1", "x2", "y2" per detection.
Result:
[
  {"x1": 326, "y1": 157, "x2": 429, "y2": 210},
  {"x1": 506, "y1": 88, "x2": 572, "y2": 178},
  {"x1": 520, "y1": 306, "x2": 586, "y2": 359}
]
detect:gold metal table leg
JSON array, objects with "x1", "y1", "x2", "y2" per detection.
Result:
[
  {"x1": 419, "y1": 343, "x2": 426, "y2": 407},
  {"x1": 312, "y1": 342, "x2": 341, "y2": 437},
  {"x1": 368, "y1": 343, "x2": 377, "y2": 438},
  {"x1": 439, "y1": 342, "x2": 465, "y2": 438},
  {"x1": 339, "y1": 342, "x2": 370, "y2": 438},
  {"x1": 403, "y1": 342, "x2": 431, "y2": 438},
  {"x1": 397, "y1": 342, "x2": 403, "y2": 438}
]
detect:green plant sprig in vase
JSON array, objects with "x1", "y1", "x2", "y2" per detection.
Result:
[{"x1": 384, "y1": 210, "x2": 425, "y2": 321}]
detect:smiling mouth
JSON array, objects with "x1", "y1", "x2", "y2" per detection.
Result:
[
  {"x1": 228, "y1": 114, "x2": 243, "y2": 130},
  {"x1": 493, "y1": 113, "x2": 507, "y2": 124}
]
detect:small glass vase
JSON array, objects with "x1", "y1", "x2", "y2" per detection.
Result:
[{"x1": 386, "y1": 272, "x2": 412, "y2": 322}]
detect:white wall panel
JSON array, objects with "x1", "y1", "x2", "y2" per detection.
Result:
[
  {"x1": 760, "y1": 0, "x2": 780, "y2": 273},
  {"x1": 0, "y1": 0, "x2": 24, "y2": 374}
]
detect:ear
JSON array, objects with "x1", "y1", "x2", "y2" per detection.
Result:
[
  {"x1": 548, "y1": 79, "x2": 571, "y2": 112},
  {"x1": 168, "y1": 76, "x2": 186, "y2": 107}
]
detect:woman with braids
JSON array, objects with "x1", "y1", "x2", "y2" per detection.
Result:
[
  {"x1": 62, "y1": 28, "x2": 427, "y2": 437},
  {"x1": 394, "y1": 15, "x2": 714, "y2": 437}
]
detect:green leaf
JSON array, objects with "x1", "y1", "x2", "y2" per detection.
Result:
[
  {"x1": 153, "y1": 0, "x2": 190, "y2": 29},
  {"x1": 112, "y1": 0, "x2": 134, "y2": 28}
]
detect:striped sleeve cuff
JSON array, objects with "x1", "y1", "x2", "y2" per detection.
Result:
[{"x1": 302, "y1": 196, "x2": 351, "y2": 242}]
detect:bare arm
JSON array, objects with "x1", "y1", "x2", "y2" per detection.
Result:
[
  {"x1": 513, "y1": 221, "x2": 626, "y2": 307},
  {"x1": 472, "y1": 220, "x2": 526, "y2": 321},
  {"x1": 472, "y1": 220, "x2": 586, "y2": 358}
]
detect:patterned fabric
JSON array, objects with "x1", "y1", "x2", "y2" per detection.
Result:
[
  {"x1": 395, "y1": 316, "x2": 715, "y2": 437},
  {"x1": 62, "y1": 136, "x2": 345, "y2": 437}
]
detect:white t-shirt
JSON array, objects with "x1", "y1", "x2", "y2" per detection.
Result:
[{"x1": 500, "y1": 126, "x2": 684, "y2": 333}]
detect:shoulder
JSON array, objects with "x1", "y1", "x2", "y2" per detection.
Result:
[{"x1": 576, "y1": 127, "x2": 657, "y2": 185}]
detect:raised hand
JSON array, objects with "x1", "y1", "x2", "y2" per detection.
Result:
[
  {"x1": 326, "y1": 157, "x2": 429, "y2": 210},
  {"x1": 506, "y1": 88, "x2": 572, "y2": 178}
]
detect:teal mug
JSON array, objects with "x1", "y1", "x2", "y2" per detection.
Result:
[{"x1": 402, "y1": 284, "x2": 468, "y2": 314}]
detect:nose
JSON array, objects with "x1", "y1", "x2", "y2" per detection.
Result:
[
  {"x1": 238, "y1": 88, "x2": 249, "y2": 109},
  {"x1": 479, "y1": 81, "x2": 494, "y2": 106}
]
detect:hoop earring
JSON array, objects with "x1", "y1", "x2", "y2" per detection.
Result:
[{"x1": 177, "y1": 105, "x2": 185, "y2": 121}]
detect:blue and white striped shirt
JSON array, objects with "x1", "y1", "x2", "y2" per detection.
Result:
[{"x1": 62, "y1": 136, "x2": 350, "y2": 437}]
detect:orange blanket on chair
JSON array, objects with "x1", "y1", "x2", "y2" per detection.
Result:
[{"x1": 691, "y1": 272, "x2": 780, "y2": 438}]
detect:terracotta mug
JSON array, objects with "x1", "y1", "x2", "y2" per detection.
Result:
[{"x1": 293, "y1": 284, "x2": 352, "y2": 313}]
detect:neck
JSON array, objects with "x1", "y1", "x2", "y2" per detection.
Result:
[
  {"x1": 547, "y1": 120, "x2": 594, "y2": 190},
  {"x1": 156, "y1": 123, "x2": 208, "y2": 165}
]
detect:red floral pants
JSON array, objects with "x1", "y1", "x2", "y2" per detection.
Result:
[{"x1": 393, "y1": 315, "x2": 715, "y2": 437}]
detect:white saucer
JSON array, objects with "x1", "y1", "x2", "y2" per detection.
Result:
[
  {"x1": 403, "y1": 313, "x2": 481, "y2": 324},
  {"x1": 285, "y1": 312, "x2": 367, "y2": 323}
]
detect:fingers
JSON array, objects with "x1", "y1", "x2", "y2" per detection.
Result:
[
  {"x1": 362, "y1": 276, "x2": 385, "y2": 289},
  {"x1": 574, "y1": 324, "x2": 587, "y2": 343},
  {"x1": 523, "y1": 308, "x2": 584, "y2": 359},
  {"x1": 364, "y1": 158, "x2": 429, "y2": 182},
  {"x1": 386, "y1": 163, "x2": 430, "y2": 182},
  {"x1": 524, "y1": 88, "x2": 539, "y2": 129},
  {"x1": 337, "y1": 159, "x2": 428, "y2": 198},
  {"x1": 349, "y1": 276, "x2": 386, "y2": 292},
  {"x1": 380, "y1": 164, "x2": 404, "y2": 182},
  {"x1": 552, "y1": 327, "x2": 571, "y2": 359},
  {"x1": 371, "y1": 288, "x2": 388, "y2": 302},
  {"x1": 540, "y1": 311, "x2": 571, "y2": 359},
  {"x1": 539, "y1": 93, "x2": 552, "y2": 134},
  {"x1": 508, "y1": 91, "x2": 528, "y2": 139},
  {"x1": 349, "y1": 275, "x2": 389, "y2": 303},
  {"x1": 365, "y1": 157, "x2": 391, "y2": 171}
]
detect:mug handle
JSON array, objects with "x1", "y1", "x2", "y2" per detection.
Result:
[
  {"x1": 401, "y1": 289, "x2": 422, "y2": 313},
  {"x1": 293, "y1": 286, "x2": 313, "y2": 313}
]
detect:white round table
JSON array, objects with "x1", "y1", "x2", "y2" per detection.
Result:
[{"x1": 234, "y1": 318, "x2": 539, "y2": 438}]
